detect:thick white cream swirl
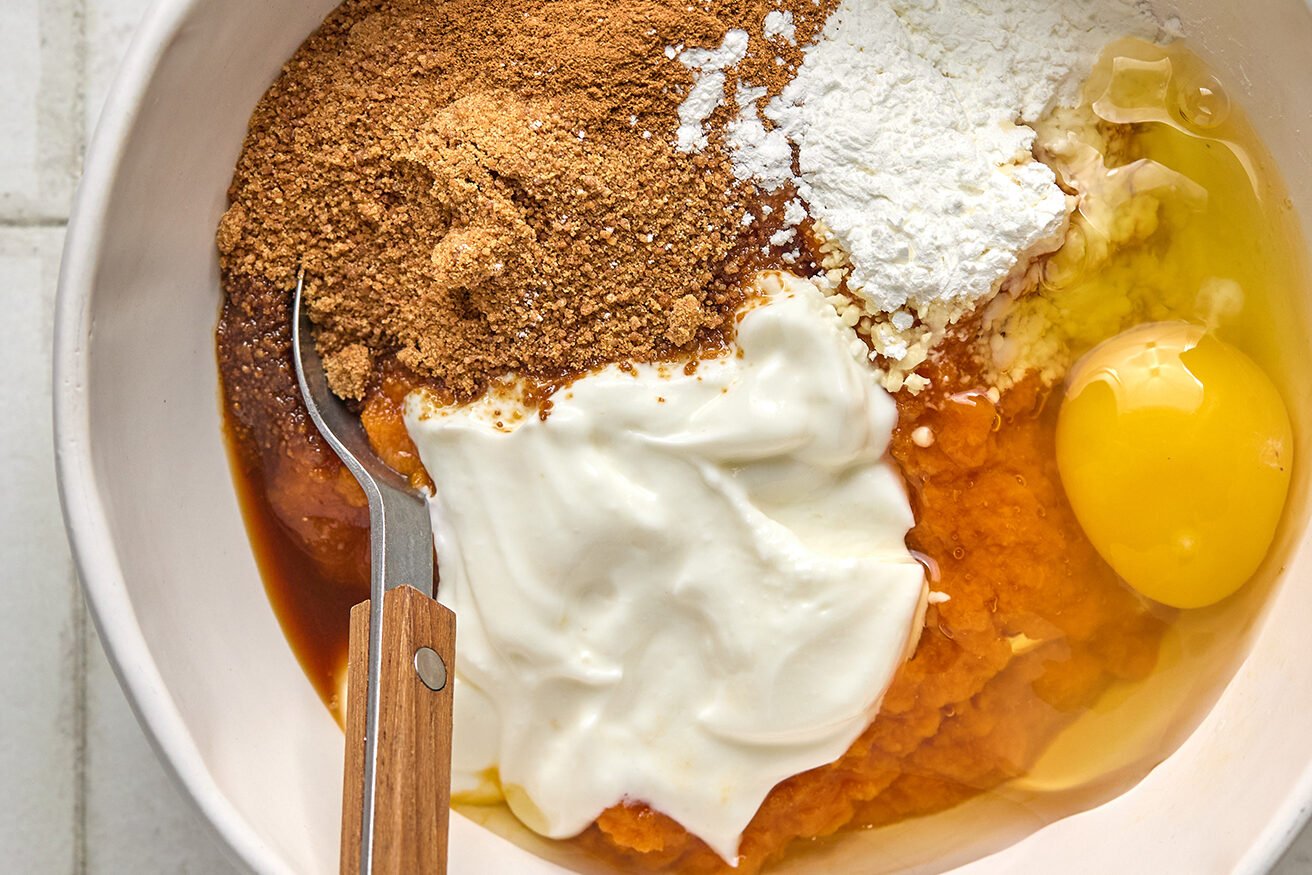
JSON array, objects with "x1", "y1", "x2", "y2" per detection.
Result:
[{"x1": 403, "y1": 271, "x2": 926, "y2": 862}]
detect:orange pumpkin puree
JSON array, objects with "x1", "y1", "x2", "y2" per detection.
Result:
[{"x1": 341, "y1": 331, "x2": 1166, "y2": 874}]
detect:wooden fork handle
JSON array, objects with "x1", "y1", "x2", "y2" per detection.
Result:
[{"x1": 340, "y1": 585, "x2": 456, "y2": 875}]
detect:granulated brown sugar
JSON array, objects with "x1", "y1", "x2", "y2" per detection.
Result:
[{"x1": 218, "y1": 0, "x2": 831, "y2": 399}]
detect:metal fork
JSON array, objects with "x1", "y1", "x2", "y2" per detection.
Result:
[{"x1": 292, "y1": 273, "x2": 456, "y2": 875}]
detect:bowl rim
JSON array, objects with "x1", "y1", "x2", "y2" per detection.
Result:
[
  {"x1": 53, "y1": 0, "x2": 281, "y2": 870},
  {"x1": 51, "y1": 1, "x2": 1312, "y2": 873}
]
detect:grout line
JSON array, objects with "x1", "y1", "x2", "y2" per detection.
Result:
[{"x1": 0, "y1": 217, "x2": 70, "y2": 229}]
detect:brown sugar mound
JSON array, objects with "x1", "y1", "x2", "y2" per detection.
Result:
[{"x1": 218, "y1": 0, "x2": 828, "y2": 399}]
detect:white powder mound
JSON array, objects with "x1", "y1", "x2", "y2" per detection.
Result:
[
  {"x1": 670, "y1": 0, "x2": 1161, "y2": 390},
  {"x1": 675, "y1": 29, "x2": 749, "y2": 152},
  {"x1": 767, "y1": 1, "x2": 1064, "y2": 317},
  {"x1": 766, "y1": 0, "x2": 1157, "y2": 319},
  {"x1": 726, "y1": 84, "x2": 794, "y2": 190},
  {"x1": 886, "y1": 0, "x2": 1157, "y2": 124},
  {"x1": 763, "y1": 9, "x2": 797, "y2": 43}
]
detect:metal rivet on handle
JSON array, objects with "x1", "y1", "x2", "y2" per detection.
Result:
[{"x1": 414, "y1": 646, "x2": 447, "y2": 692}]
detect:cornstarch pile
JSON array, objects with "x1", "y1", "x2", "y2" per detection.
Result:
[{"x1": 677, "y1": 0, "x2": 1159, "y2": 391}]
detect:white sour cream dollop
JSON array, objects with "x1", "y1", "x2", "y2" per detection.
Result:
[{"x1": 403, "y1": 271, "x2": 926, "y2": 862}]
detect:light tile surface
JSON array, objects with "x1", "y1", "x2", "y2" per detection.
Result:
[
  {"x1": 83, "y1": 0, "x2": 154, "y2": 137},
  {"x1": 85, "y1": 627, "x2": 238, "y2": 874},
  {"x1": 77, "y1": 0, "x2": 243, "y2": 871},
  {"x1": 0, "y1": 0, "x2": 1309, "y2": 872},
  {"x1": 0, "y1": 227, "x2": 79, "y2": 873},
  {"x1": 1285, "y1": 833, "x2": 1312, "y2": 874},
  {"x1": 0, "y1": 0, "x2": 82, "y2": 222}
]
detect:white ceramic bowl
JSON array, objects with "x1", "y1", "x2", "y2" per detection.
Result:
[{"x1": 55, "y1": 1, "x2": 1312, "y2": 872}]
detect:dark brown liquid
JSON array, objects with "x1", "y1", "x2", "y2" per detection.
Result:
[{"x1": 224, "y1": 429, "x2": 365, "y2": 715}]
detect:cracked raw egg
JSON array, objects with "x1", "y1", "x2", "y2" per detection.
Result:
[{"x1": 1056, "y1": 321, "x2": 1293, "y2": 609}]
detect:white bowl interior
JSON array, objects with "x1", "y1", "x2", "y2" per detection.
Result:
[{"x1": 55, "y1": 0, "x2": 1312, "y2": 873}]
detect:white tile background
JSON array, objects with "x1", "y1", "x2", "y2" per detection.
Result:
[
  {"x1": 3, "y1": 0, "x2": 243, "y2": 869},
  {"x1": 0, "y1": 0, "x2": 1309, "y2": 872}
]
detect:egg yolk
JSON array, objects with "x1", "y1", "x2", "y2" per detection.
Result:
[{"x1": 1056, "y1": 321, "x2": 1294, "y2": 609}]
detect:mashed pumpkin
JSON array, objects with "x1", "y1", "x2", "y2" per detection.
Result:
[
  {"x1": 556, "y1": 337, "x2": 1166, "y2": 873},
  {"x1": 221, "y1": 300, "x2": 1165, "y2": 872},
  {"x1": 326, "y1": 331, "x2": 1164, "y2": 874},
  {"x1": 225, "y1": 318, "x2": 1164, "y2": 872}
]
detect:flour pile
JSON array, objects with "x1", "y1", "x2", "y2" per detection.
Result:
[{"x1": 680, "y1": 0, "x2": 1161, "y2": 390}]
